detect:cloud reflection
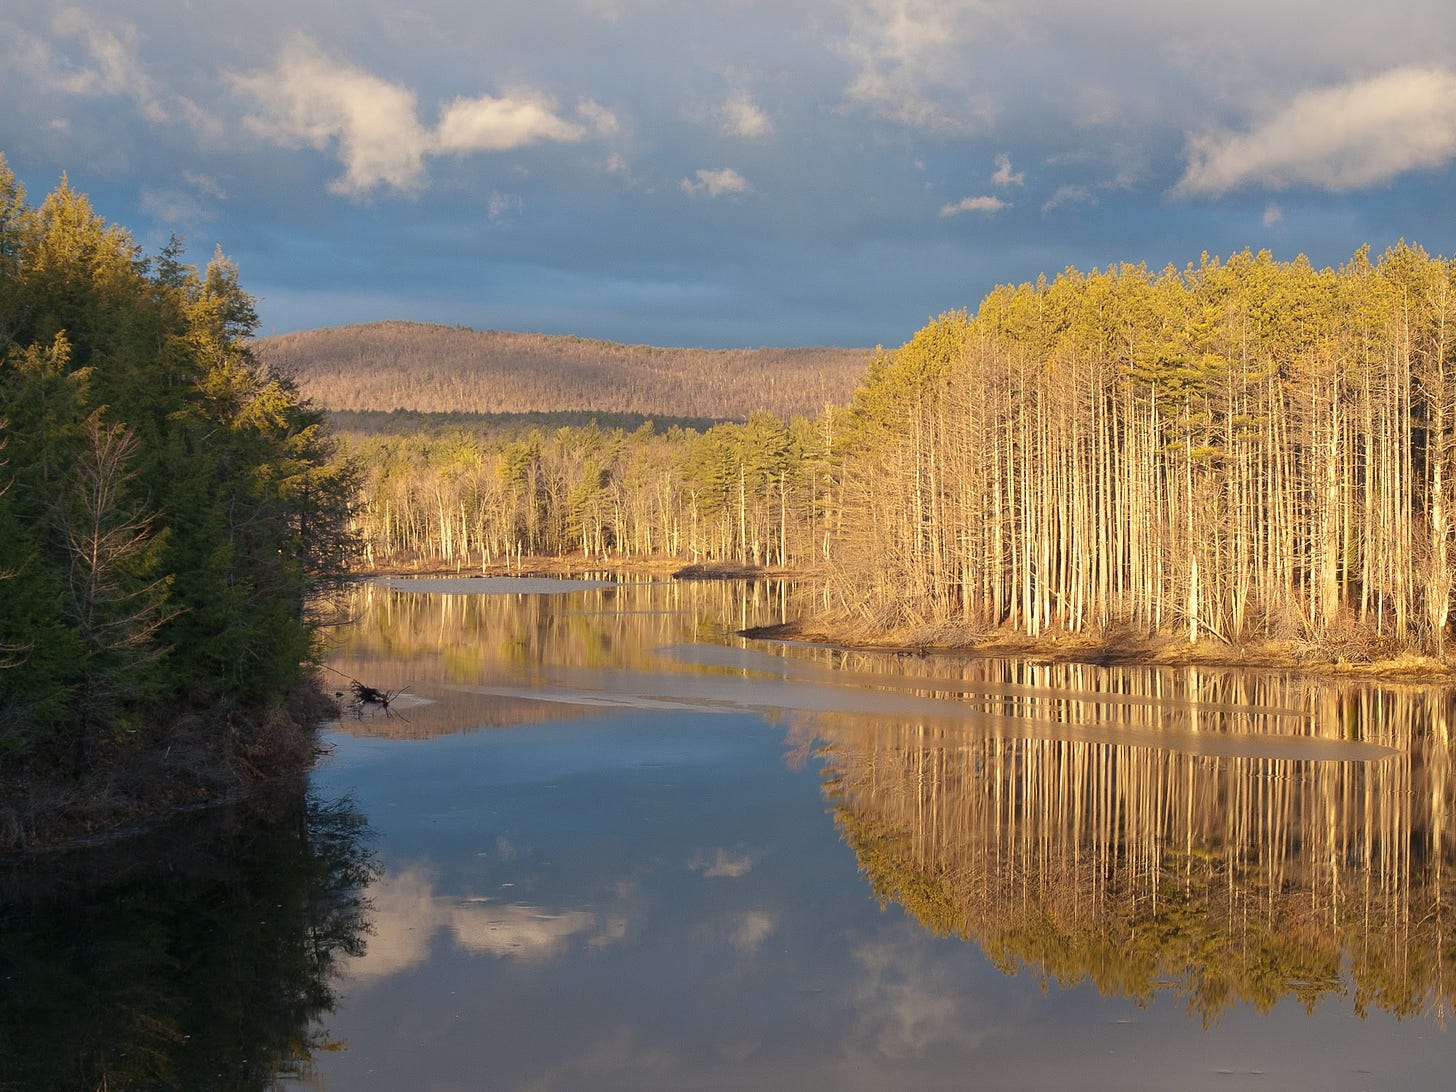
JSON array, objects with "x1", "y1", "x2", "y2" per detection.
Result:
[
  {"x1": 349, "y1": 865, "x2": 622, "y2": 982},
  {"x1": 846, "y1": 929, "x2": 978, "y2": 1059},
  {"x1": 687, "y1": 848, "x2": 756, "y2": 878}
]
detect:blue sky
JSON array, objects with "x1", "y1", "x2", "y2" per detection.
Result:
[{"x1": 4, "y1": 1, "x2": 1455, "y2": 348}]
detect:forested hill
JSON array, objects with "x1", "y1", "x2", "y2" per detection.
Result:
[{"x1": 253, "y1": 321, "x2": 872, "y2": 421}]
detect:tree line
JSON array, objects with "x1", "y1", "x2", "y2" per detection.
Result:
[
  {"x1": 343, "y1": 413, "x2": 833, "y2": 571},
  {"x1": 831, "y1": 246, "x2": 1456, "y2": 656},
  {"x1": 338, "y1": 244, "x2": 1456, "y2": 660},
  {"x1": 0, "y1": 157, "x2": 355, "y2": 786}
]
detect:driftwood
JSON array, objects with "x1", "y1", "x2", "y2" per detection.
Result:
[
  {"x1": 348, "y1": 680, "x2": 408, "y2": 717},
  {"x1": 324, "y1": 666, "x2": 409, "y2": 718}
]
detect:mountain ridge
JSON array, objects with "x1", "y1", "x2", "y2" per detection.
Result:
[{"x1": 254, "y1": 320, "x2": 873, "y2": 421}]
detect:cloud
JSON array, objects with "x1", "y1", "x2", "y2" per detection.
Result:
[
  {"x1": 838, "y1": 0, "x2": 1001, "y2": 133},
  {"x1": 1042, "y1": 184, "x2": 1095, "y2": 214},
  {"x1": 450, "y1": 901, "x2": 600, "y2": 961},
  {"x1": 939, "y1": 194, "x2": 1008, "y2": 217},
  {"x1": 577, "y1": 98, "x2": 621, "y2": 137},
  {"x1": 231, "y1": 36, "x2": 432, "y2": 195},
  {"x1": 16, "y1": 8, "x2": 217, "y2": 134},
  {"x1": 681, "y1": 167, "x2": 749, "y2": 197},
  {"x1": 436, "y1": 92, "x2": 586, "y2": 153},
  {"x1": 487, "y1": 191, "x2": 523, "y2": 222},
  {"x1": 139, "y1": 186, "x2": 216, "y2": 230},
  {"x1": 183, "y1": 171, "x2": 227, "y2": 200},
  {"x1": 1262, "y1": 201, "x2": 1283, "y2": 227},
  {"x1": 721, "y1": 90, "x2": 773, "y2": 138},
  {"x1": 991, "y1": 152, "x2": 1025, "y2": 187},
  {"x1": 230, "y1": 36, "x2": 589, "y2": 197},
  {"x1": 1174, "y1": 66, "x2": 1456, "y2": 197}
]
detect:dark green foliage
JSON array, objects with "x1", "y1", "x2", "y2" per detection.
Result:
[
  {"x1": 0, "y1": 789, "x2": 377, "y2": 1091},
  {"x1": 0, "y1": 154, "x2": 357, "y2": 760}
]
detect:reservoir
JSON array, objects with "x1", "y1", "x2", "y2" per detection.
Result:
[{"x1": 5, "y1": 576, "x2": 1454, "y2": 1089}]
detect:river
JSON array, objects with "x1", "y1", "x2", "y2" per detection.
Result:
[{"x1": 4, "y1": 575, "x2": 1454, "y2": 1090}]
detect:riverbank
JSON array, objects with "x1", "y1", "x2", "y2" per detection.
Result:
[
  {"x1": 354, "y1": 558, "x2": 1456, "y2": 682},
  {"x1": 743, "y1": 618, "x2": 1456, "y2": 682},
  {"x1": 0, "y1": 682, "x2": 336, "y2": 854}
]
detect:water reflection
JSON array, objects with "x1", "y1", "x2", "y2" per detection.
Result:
[
  {"x1": 350, "y1": 865, "x2": 627, "y2": 980},
  {"x1": 798, "y1": 661, "x2": 1456, "y2": 1023},
  {"x1": 296, "y1": 581, "x2": 1456, "y2": 1086},
  {"x1": 0, "y1": 788, "x2": 378, "y2": 1091},
  {"x1": 328, "y1": 582, "x2": 1456, "y2": 1026},
  {"x1": 324, "y1": 577, "x2": 795, "y2": 737}
]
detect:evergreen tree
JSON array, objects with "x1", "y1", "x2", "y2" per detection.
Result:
[{"x1": 0, "y1": 154, "x2": 357, "y2": 766}]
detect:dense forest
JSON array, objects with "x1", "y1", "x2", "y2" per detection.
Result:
[
  {"x1": 833, "y1": 248, "x2": 1456, "y2": 657},
  {"x1": 336, "y1": 245, "x2": 1456, "y2": 662},
  {"x1": 339, "y1": 412, "x2": 830, "y2": 569},
  {"x1": 0, "y1": 157, "x2": 356, "y2": 846},
  {"x1": 256, "y1": 321, "x2": 870, "y2": 421}
]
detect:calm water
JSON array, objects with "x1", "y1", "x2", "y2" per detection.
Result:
[{"x1": 5, "y1": 576, "x2": 1456, "y2": 1090}]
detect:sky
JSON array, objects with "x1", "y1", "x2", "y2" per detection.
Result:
[{"x1": 4, "y1": 1, "x2": 1456, "y2": 349}]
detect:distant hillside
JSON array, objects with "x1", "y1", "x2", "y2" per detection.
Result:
[{"x1": 253, "y1": 321, "x2": 873, "y2": 421}]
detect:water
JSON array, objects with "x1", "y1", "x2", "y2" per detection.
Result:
[{"x1": 5, "y1": 576, "x2": 1455, "y2": 1089}]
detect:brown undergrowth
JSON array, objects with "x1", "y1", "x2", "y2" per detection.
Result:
[
  {"x1": 745, "y1": 618, "x2": 1456, "y2": 682},
  {"x1": 0, "y1": 681, "x2": 338, "y2": 854},
  {"x1": 364, "y1": 561, "x2": 1456, "y2": 681}
]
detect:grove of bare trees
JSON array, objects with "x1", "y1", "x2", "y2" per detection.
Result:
[
  {"x1": 329, "y1": 244, "x2": 1456, "y2": 661},
  {"x1": 829, "y1": 246, "x2": 1456, "y2": 656}
]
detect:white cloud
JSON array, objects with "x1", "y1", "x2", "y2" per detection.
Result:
[
  {"x1": 231, "y1": 36, "x2": 589, "y2": 197},
  {"x1": 991, "y1": 152, "x2": 1024, "y2": 187},
  {"x1": 16, "y1": 8, "x2": 217, "y2": 134},
  {"x1": 231, "y1": 36, "x2": 432, "y2": 195},
  {"x1": 139, "y1": 186, "x2": 216, "y2": 229},
  {"x1": 487, "y1": 191, "x2": 523, "y2": 222},
  {"x1": 939, "y1": 194, "x2": 1008, "y2": 217},
  {"x1": 49, "y1": 9, "x2": 156, "y2": 111},
  {"x1": 838, "y1": 0, "x2": 1002, "y2": 133},
  {"x1": 1174, "y1": 66, "x2": 1456, "y2": 197},
  {"x1": 721, "y1": 90, "x2": 773, "y2": 138},
  {"x1": 577, "y1": 98, "x2": 621, "y2": 137},
  {"x1": 1262, "y1": 201, "x2": 1284, "y2": 227},
  {"x1": 1042, "y1": 184, "x2": 1095, "y2": 214},
  {"x1": 681, "y1": 167, "x2": 749, "y2": 198},
  {"x1": 436, "y1": 92, "x2": 585, "y2": 153},
  {"x1": 183, "y1": 171, "x2": 227, "y2": 200}
]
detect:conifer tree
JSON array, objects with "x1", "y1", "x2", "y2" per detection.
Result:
[{"x1": 0, "y1": 155, "x2": 357, "y2": 763}]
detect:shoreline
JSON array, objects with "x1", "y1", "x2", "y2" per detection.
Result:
[
  {"x1": 0, "y1": 682, "x2": 335, "y2": 856},
  {"x1": 13, "y1": 569, "x2": 1453, "y2": 852},
  {"x1": 741, "y1": 619, "x2": 1456, "y2": 683},
  {"x1": 350, "y1": 559, "x2": 1456, "y2": 683}
]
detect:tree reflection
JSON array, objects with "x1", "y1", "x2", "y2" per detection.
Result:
[
  {"x1": 0, "y1": 787, "x2": 377, "y2": 1090},
  {"x1": 325, "y1": 576, "x2": 795, "y2": 738},
  {"x1": 807, "y1": 665, "x2": 1456, "y2": 1023}
]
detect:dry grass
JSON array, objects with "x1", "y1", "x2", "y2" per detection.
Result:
[{"x1": 749, "y1": 617, "x2": 1456, "y2": 682}]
